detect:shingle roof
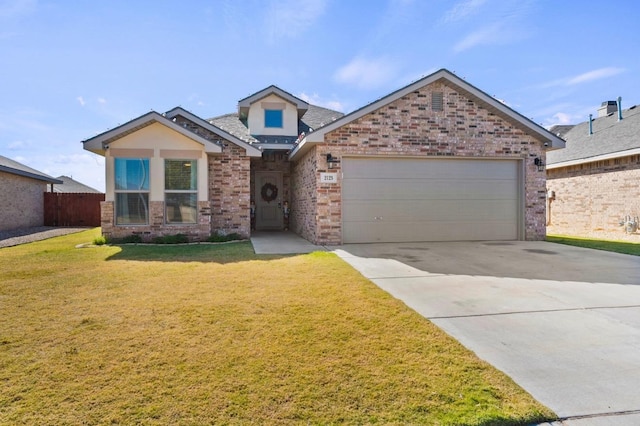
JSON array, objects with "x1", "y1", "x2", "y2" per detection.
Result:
[
  {"x1": 53, "y1": 176, "x2": 102, "y2": 193},
  {"x1": 0, "y1": 155, "x2": 62, "y2": 184},
  {"x1": 547, "y1": 105, "x2": 640, "y2": 166},
  {"x1": 208, "y1": 104, "x2": 344, "y2": 146}
]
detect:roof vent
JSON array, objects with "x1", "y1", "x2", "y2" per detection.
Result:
[{"x1": 598, "y1": 100, "x2": 618, "y2": 117}]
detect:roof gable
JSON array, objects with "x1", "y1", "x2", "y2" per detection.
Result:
[
  {"x1": 292, "y1": 68, "x2": 565, "y2": 159},
  {"x1": 82, "y1": 111, "x2": 223, "y2": 156},
  {"x1": 547, "y1": 105, "x2": 640, "y2": 167},
  {"x1": 0, "y1": 155, "x2": 62, "y2": 184},
  {"x1": 238, "y1": 85, "x2": 309, "y2": 120},
  {"x1": 164, "y1": 107, "x2": 262, "y2": 157}
]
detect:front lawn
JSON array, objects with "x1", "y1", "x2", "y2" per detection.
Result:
[
  {"x1": 547, "y1": 235, "x2": 640, "y2": 256},
  {"x1": 0, "y1": 229, "x2": 554, "y2": 425}
]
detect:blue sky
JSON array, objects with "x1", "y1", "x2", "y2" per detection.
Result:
[{"x1": 1, "y1": 0, "x2": 638, "y2": 192}]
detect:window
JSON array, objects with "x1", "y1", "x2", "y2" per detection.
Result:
[
  {"x1": 264, "y1": 109, "x2": 283, "y2": 128},
  {"x1": 114, "y1": 158, "x2": 149, "y2": 225},
  {"x1": 165, "y1": 159, "x2": 197, "y2": 224}
]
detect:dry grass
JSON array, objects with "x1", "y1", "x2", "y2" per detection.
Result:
[{"x1": 0, "y1": 229, "x2": 554, "y2": 425}]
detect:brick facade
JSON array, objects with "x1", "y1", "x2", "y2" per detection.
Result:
[
  {"x1": 100, "y1": 200, "x2": 212, "y2": 242},
  {"x1": 547, "y1": 154, "x2": 640, "y2": 237},
  {"x1": 291, "y1": 81, "x2": 547, "y2": 245},
  {"x1": 0, "y1": 172, "x2": 47, "y2": 231}
]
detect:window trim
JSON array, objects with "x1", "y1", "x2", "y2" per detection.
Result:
[
  {"x1": 164, "y1": 159, "x2": 198, "y2": 225},
  {"x1": 114, "y1": 157, "x2": 150, "y2": 225}
]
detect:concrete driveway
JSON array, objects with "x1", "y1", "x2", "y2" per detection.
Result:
[{"x1": 334, "y1": 241, "x2": 640, "y2": 425}]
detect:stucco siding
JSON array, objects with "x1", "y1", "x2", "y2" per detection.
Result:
[{"x1": 0, "y1": 172, "x2": 46, "y2": 231}]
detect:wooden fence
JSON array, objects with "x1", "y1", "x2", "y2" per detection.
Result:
[{"x1": 44, "y1": 192, "x2": 105, "y2": 227}]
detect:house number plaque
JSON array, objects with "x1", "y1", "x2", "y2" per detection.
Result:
[{"x1": 320, "y1": 173, "x2": 338, "y2": 183}]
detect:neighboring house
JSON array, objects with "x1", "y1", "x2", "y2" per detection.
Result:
[
  {"x1": 53, "y1": 175, "x2": 102, "y2": 193},
  {"x1": 83, "y1": 68, "x2": 564, "y2": 244},
  {"x1": 0, "y1": 155, "x2": 62, "y2": 232},
  {"x1": 547, "y1": 99, "x2": 640, "y2": 237}
]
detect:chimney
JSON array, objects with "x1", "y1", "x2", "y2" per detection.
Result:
[
  {"x1": 588, "y1": 114, "x2": 593, "y2": 135},
  {"x1": 597, "y1": 100, "x2": 618, "y2": 117}
]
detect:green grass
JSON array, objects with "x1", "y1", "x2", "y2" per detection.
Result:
[
  {"x1": 0, "y1": 228, "x2": 555, "y2": 425},
  {"x1": 547, "y1": 234, "x2": 640, "y2": 256}
]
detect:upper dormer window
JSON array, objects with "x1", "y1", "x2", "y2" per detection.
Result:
[{"x1": 265, "y1": 109, "x2": 283, "y2": 128}]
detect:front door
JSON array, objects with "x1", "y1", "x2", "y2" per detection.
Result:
[{"x1": 255, "y1": 171, "x2": 283, "y2": 230}]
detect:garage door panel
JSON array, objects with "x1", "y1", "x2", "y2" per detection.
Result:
[
  {"x1": 343, "y1": 200, "x2": 517, "y2": 222},
  {"x1": 342, "y1": 157, "x2": 521, "y2": 243},
  {"x1": 343, "y1": 220, "x2": 518, "y2": 243},
  {"x1": 345, "y1": 158, "x2": 517, "y2": 180},
  {"x1": 343, "y1": 178, "x2": 517, "y2": 201}
]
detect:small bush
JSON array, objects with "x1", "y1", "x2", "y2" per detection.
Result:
[
  {"x1": 152, "y1": 234, "x2": 190, "y2": 244},
  {"x1": 93, "y1": 236, "x2": 107, "y2": 246},
  {"x1": 207, "y1": 232, "x2": 243, "y2": 243}
]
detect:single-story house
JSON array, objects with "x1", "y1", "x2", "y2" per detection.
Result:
[
  {"x1": 82, "y1": 68, "x2": 564, "y2": 244},
  {"x1": 0, "y1": 155, "x2": 62, "y2": 232},
  {"x1": 547, "y1": 98, "x2": 640, "y2": 236},
  {"x1": 53, "y1": 175, "x2": 102, "y2": 194}
]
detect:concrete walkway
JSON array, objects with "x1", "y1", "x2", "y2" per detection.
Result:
[
  {"x1": 250, "y1": 231, "x2": 327, "y2": 254},
  {"x1": 334, "y1": 242, "x2": 640, "y2": 425},
  {"x1": 0, "y1": 226, "x2": 89, "y2": 248}
]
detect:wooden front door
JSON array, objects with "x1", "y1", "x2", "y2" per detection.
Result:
[{"x1": 255, "y1": 172, "x2": 283, "y2": 230}]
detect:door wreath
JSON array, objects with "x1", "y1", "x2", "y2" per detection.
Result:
[{"x1": 261, "y1": 182, "x2": 278, "y2": 203}]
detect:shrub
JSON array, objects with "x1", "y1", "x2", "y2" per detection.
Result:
[
  {"x1": 151, "y1": 234, "x2": 190, "y2": 244},
  {"x1": 207, "y1": 232, "x2": 243, "y2": 243},
  {"x1": 93, "y1": 236, "x2": 107, "y2": 246}
]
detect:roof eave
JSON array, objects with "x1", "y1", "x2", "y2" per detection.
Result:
[
  {"x1": 547, "y1": 146, "x2": 640, "y2": 169},
  {"x1": 291, "y1": 69, "x2": 565, "y2": 152},
  {"x1": 82, "y1": 111, "x2": 223, "y2": 156},
  {"x1": 0, "y1": 165, "x2": 63, "y2": 184}
]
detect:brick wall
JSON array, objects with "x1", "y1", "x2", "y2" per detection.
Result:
[
  {"x1": 100, "y1": 200, "x2": 211, "y2": 242},
  {"x1": 292, "y1": 80, "x2": 547, "y2": 245},
  {"x1": 547, "y1": 154, "x2": 640, "y2": 236},
  {"x1": 209, "y1": 145, "x2": 251, "y2": 238},
  {"x1": 0, "y1": 172, "x2": 47, "y2": 231},
  {"x1": 290, "y1": 147, "x2": 319, "y2": 243}
]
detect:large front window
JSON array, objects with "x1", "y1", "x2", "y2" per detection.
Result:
[
  {"x1": 165, "y1": 159, "x2": 197, "y2": 224},
  {"x1": 114, "y1": 158, "x2": 149, "y2": 225}
]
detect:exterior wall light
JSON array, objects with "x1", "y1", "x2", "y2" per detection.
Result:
[
  {"x1": 534, "y1": 157, "x2": 545, "y2": 172},
  {"x1": 326, "y1": 153, "x2": 341, "y2": 169}
]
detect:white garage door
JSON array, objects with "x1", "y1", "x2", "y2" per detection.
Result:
[{"x1": 342, "y1": 157, "x2": 521, "y2": 243}]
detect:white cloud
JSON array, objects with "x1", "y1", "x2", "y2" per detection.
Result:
[
  {"x1": 97, "y1": 97, "x2": 107, "y2": 104},
  {"x1": 334, "y1": 56, "x2": 398, "y2": 90},
  {"x1": 8, "y1": 140, "x2": 31, "y2": 150},
  {"x1": 567, "y1": 67, "x2": 626, "y2": 85},
  {"x1": 297, "y1": 92, "x2": 345, "y2": 112},
  {"x1": 442, "y1": 0, "x2": 487, "y2": 23},
  {"x1": 76, "y1": 96, "x2": 86, "y2": 106},
  {"x1": 265, "y1": 0, "x2": 327, "y2": 41},
  {"x1": 453, "y1": 23, "x2": 503, "y2": 52}
]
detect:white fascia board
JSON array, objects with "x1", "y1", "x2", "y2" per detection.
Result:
[
  {"x1": 547, "y1": 147, "x2": 640, "y2": 169},
  {"x1": 165, "y1": 107, "x2": 262, "y2": 157},
  {"x1": 82, "y1": 111, "x2": 222, "y2": 155}
]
